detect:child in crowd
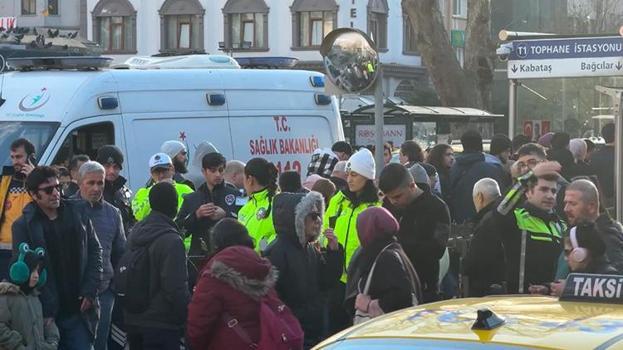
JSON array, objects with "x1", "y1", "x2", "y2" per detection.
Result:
[{"x1": 0, "y1": 243, "x2": 60, "y2": 350}]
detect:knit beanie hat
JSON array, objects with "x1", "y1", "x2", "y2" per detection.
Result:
[
  {"x1": 357, "y1": 207, "x2": 399, "y2": 248},
  {"x1": 303, "y1": 174, "x2": 323, "y2": 190},
  {"x1": 307, "y1": 148, "x2": 339, "y2": 178},
  {"x1": 192, "y1": 141, "x2": 220, "y2": 168},
  {"x1": 149, "y1": 182, "x2": 178, "y2": 218},
  {"x1": 408, "y1": 163, "x2": 429, "y2": 185},
  {"x1": 346, "y1": 148, "x2": 376, "y2": 180},
  {"x1": 96, "y1": 145, "x2": 124, "y2": 169},
  {"x1": 161, "y1": 140, "x2": 187, "y2": 159}
]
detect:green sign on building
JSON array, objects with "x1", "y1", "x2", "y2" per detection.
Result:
[{"x1": 451, "y1": 29, "x2": 465, "y2": 48}]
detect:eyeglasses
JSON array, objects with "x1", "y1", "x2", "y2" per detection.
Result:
[
  {"x1": 516, "y1": 159, "x2": 541, "y2": 170},
  {"x1": 38, "y1": 184, "x2": 61, "y2": 195}
]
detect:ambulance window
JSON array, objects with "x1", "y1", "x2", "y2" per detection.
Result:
[{"x1": 52, "y1": 122, "x2": 114, "y2": 167}]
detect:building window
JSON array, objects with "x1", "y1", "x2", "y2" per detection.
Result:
[
  {"x1": 298, "y1": 11, "x2": 335, "y2": 47},
  {"x1": 291, "y1": 0, "x2": 338, "y2": 49},
  {"x1": 455, "y1": 47, "x2": 464, "y2": 67},
  {"x1": 453, "y1": 0, "x2": 467, "y2": 17},
  {"x1": 48, "y1": 0, "x2": 59, "y2": 15},
  {"x1": 93, "y1": 0, "x2": 137, "y2": 54},
  {"x1": 403, "y1": 13, "x2": 418, "y2": 54},
  {"x1": 22, "y1": 0, "x2": 36, "y2": 15},
  {"x1": 229, "y1": 12, "x2": 265, "y2": 49},
  {"x1": 159, "y1": 0, "x2": 205, "y2": 53},
  {"x1": 223, "y1": 0, "x2": 269, "y2": 51},
  {"x1": 368, "y1": 0, "x2": 388, "y2": 50}
]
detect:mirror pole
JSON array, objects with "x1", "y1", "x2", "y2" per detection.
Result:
[
  {"x1": 374, "y1": 65, "x2": 384, "y2": 178},
  {"x1": 508, "y1": 79, "x2": 518, "y2": 138},
  {"x1": 616, "y1": 92, "x2": 623, "y2": 222}
]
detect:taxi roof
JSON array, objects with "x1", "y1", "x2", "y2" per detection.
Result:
[{"x1": 317, "y1": 296, "x2": 623, "y2": 350}]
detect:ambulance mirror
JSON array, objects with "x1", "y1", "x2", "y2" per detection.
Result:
[{"x1": 320, "y1": 28, "x2": 379, "y2": 94}]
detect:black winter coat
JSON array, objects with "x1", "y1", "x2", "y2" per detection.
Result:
[
  {"x1": 176, "y1": 181, "x2": 241, "y2": 257},
  {"x1": 124, "y1": 211, "x2": 190, "y2": 331},
  {"x1": 264, "y1": 192, "x2": 343, "y2": 346},
  {"x1": 463, "y1": 202, "x2": 506, "y2": 297},
  {"x1": 449, "y1": 152, "x2": 506, "y2": 223},
  {"x1": 104, "y1": 175, "x2": 135, "y2": 233},
  {"x1": 591, "y1": 145, "x2": 615, "y2": 198},
  {"x1": 345, "y1": 238, "x2": 421, "y2": 316},
  {"x1": 384, "y1": 188, "x2": 450, "y2": 303},
  {"x1": 11, "y1": 200, "x2": 103, "y2": 336},
  {"x1": 596, "y1": 214, "x2": 623, "y2": 274}
]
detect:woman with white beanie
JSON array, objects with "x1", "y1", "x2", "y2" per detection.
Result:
[{"x1": 323, "y1": 147, "x2": 381, "y2": 333}]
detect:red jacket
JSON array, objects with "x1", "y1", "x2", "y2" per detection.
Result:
[{"x1": 187, "y1": 246, "x2": 279, "y2": 350}]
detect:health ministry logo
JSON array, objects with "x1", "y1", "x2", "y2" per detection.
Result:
[{"x1": 19, "y1": 88, "x2": 50, "y2": 112}]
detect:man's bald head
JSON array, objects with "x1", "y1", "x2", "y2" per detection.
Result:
[
  {"x1": 472, "y1": 178, "x2": 501, "y2": 213},
  {"x1": 224, "y1": 160, "x2": 246, "y2": 189}
]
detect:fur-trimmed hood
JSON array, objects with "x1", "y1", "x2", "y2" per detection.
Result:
[
  {"x1": 273, "y1": 191, "x2": 325, "y2": 246},
  {"x1": 208, "y1": 246, "x2": 277, "y2": 299},
  {"x1": 0, "y1": 281, "x2": 20, "y2": 295}
]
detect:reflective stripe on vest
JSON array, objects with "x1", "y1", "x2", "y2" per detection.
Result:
[{"x1": 514, "y1": 208, "x2": 564, "y2": 243}]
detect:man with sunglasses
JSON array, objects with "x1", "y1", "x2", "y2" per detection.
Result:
[
  {"x1": 177, "y1": 152, "x2": 241, "y2": 258},
  {"x1": 12, "y1": 166, "x2": 103, "y2": 349},
  {"x1": 132, "y1": 153, "x2": 194, "y2": 222},
  {"x1": 161, "y1": 140, "x2": 195, "y2": 190}
]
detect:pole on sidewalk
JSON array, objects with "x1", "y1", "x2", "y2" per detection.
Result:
[
  {"x1": 374, "y1": 66, "x2": 384, "y2": 178},
  {"x1": 616, "y1": 93, "x2": 623, "y2": 222},
  {"x1": 508, "y1": 79, "x2": 518, "y2": 137}
]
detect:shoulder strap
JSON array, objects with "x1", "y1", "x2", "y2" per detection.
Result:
[
  {"x1": 222, "y1": 312, "x2": 257, "y2": 349},
  {"x1": 362, "y1": 243, "x2": 393, "y2": 294},
  {"x1": 391, "y1": 247, "x2": 423, "y2": 304}
]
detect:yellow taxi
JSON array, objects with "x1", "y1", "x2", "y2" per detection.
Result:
[{"x1": 314, "y1": 273, "x2": 623, "y2": 350}]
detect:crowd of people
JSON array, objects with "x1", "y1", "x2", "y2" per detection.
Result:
[{"x1": 0, "y1": 122, "x2": 620, "y2": 350}]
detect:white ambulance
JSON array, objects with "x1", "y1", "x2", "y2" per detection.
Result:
[{"x1": 0, "y1": 55, "x2": 343, "y2": 191}]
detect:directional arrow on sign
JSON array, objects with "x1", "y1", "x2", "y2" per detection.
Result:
[
  {"x1": 511, "y1": 65, "x2": 518, "y2": 73},
  {"x1": 617, "y1": 62, "x2": 623, "y2": 70}
]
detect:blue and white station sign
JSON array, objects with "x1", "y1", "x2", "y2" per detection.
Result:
[{"x1": 508, "y1": 36, "x2": 623, "y2": 79}]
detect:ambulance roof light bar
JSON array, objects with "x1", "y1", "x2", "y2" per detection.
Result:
[
  {"x1": 115, "y1": 54, "x2": 241, "y2": 70},
  {"x1": 6, "y1": 56, "x2": 112, "y2": 71}
]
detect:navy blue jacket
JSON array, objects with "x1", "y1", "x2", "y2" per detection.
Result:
[
  {"x1": 449, "y1": 152, "x2": 506, "y2": 223},
  {"x1": 73, "y1": 193, "x2": 126, "y2": 293}
]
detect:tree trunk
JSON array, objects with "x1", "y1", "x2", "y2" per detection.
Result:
[
  {"x1": 403, "y1": 0, "x2": 478, "y2": 107},
  {"x1": 464, "y1": 0, "x2": 495, "y2": 110}
]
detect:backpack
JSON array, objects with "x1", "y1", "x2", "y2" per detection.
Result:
[
  {"x1": 224, "y1": 294, "x2": 304, "y2": 350},
  {"x1": 114, "y1": 235, "x2": 169, "y2": 314}
]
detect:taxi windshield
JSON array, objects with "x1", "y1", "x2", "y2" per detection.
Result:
[{"x1": 0, "y1": 121, "x2": 59, "y2": 166}]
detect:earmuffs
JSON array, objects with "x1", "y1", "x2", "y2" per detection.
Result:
[
  {"x1": 569, "y1": 227, "x2": 588, "y2": 263},
  {"x1": 9, "y1": 243, "x2": 47, "y2": 288}
]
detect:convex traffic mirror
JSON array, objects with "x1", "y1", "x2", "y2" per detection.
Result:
[{"x1": 320, "y1": 28, "x2": 379, "y2": 93}]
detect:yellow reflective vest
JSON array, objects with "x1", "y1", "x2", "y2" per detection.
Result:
[
  {"x1": 131, "y1": 182, "x2": 194, "y2": 222},
  {"x1": 323, "y1": 190, "x2": 381, "y2": 283},
  {"x1": 238, "y1": 188, "x2": 276, "y2": 252}
]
